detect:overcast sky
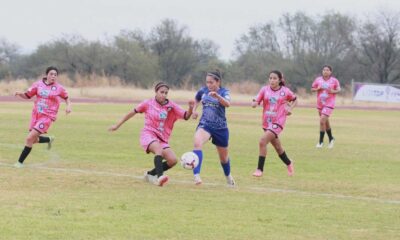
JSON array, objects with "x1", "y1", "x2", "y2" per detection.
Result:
[{"x1": 1, "y1": 0, "x2": 399, "y2": 60}]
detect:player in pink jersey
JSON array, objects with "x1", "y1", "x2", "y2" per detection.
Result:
[
  {"x1": 251, "y1": 70, "x2": 297, "y2": 177},
  {"x1": 311, "y1": 65, "x2": 341, "y2": 149},
  {"x1": 14, "y1": 66, "x2": 72, "y2": 168},
  {"x1": 109, "y1": 82, "x2": 194, "y2": 187}
]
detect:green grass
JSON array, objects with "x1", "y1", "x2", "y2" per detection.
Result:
[{"x1": 0, "y1": 102, "x2": 399, "y2": 239}]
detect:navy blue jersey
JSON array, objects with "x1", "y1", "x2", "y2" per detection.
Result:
[{"x1": 195, "y1": 87, "x2": 230, "y2": 129}]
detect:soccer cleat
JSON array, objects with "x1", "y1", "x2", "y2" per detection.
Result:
[
  {"x1": 252, "y1": 169, "x2": 263, "y2": 177},
  {"x1": 154, "y1": 175, "x2": 169, "y2": 187},
  {"x1": 328, "y1": 138, "x2": 335, "y2": 149},
  {"x1": 287, "y1": 163, "x2": 294, "y2": 176},
  {"x1": 226, "y1": 174, "x2": 236, "y2": 187},
  {"x1": 48, "y1": 136, "x2": 55, "y2": 150},
  {"x1": 143, "y1": 172, "x2": 157, "y2": 184},
  {"x1": 194, "y1": 174, "x2": 202, "y2": 185},
  {"x1": 14, "y1": 162, "x2": 24, "y2": 168},
  {"x1": 316, "y1": 142, "x2": 323, "y2": 148}
]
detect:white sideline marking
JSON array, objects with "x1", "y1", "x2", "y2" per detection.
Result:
[{"x1": 1, "y1": 161, "x2": 399, "y2": 205}]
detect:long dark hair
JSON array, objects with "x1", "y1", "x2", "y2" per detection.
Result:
[{"x1": 269, "y1": 70, "x2": 285, "y2": 86}]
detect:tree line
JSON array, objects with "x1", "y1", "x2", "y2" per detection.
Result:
[{"x1": 1, "y1": 11, "x2": 399, "y2": 91}]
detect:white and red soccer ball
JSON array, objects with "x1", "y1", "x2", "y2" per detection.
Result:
[{"x1": 180, "y1": 152, "x2": 199, "y2": 170}]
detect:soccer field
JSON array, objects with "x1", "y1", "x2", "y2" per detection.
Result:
[{"x1": 0, "y1": 102, "x2": 399, "y2": 239}]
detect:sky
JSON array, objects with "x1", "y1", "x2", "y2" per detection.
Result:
[{"x1": 1, "y1": 0, "x2": 399, "y2": 60}]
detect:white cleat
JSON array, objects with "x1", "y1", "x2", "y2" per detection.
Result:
[
  {"x1": 226, "y1": 174, "x2": 236, "y2": 187},
  {"x1": 316, "y1": 142, "x2": 323, "y2": 148},
  {"x1": 328, "y1": 138, "x2": 335, "y2": 149},
  {"x1": 14, "y1": 162, "x2": 24, "y2": 168},
  {"x1": 194, "y1": 174, "x2": 202, "y2": 185},
  {"x1": 143, "y1": 172, "x2": 157, "y2": 184},
  {"x1": 48, "y1": 136, "x2": 55, "y2": 150}
]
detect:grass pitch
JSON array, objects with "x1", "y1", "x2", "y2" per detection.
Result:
[{"x1": 0, "y1": 102, "x2": 399, "y2": 239}]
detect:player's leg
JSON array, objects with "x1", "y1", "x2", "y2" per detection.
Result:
[
  {"x1": 15, "y1": 129, "x2": 41, "y2": 167},
  {"x1": 147, "y1": 141, "x2": 169, "y2": 186},
  {"x1": 253, "y1": 130, "x2": 275, "y2": 177},
  {"x1": 325, "y1": 116, "x2": 335, "y2": 148},
  {"x1": 216, "y1": 145, "x2": 235, "y2": 186},
  {"x1": 192, "y1": 127, "x2": 211, "y2": 184},
  {"x1": 317, "y1": 112, "x2": 328, "y2": 148},
  {"x1": 271, "y1": 137, "x2": 294, "y2": 176}
]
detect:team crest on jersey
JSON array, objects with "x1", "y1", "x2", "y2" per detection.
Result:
[
  {"x1": 39, "y1": 123, "x2": 45, "y2": 129},
  {"x1": 272, "y1": 124, "x2": 278, "y2": 129},
  {"x1": 51, "y1": 86, "x2": 57, "y2": 91},
  {"x1": 159, "y1": 111, "x2": 167, "y2": 119},
  {"x1": 39, "y1": 89, "x2": 50, "y2": 98},
  {"x1": 167, "y1": 107, "x2": 172, "y2": 112},
  {"x1": 269, "y1": 97, "x2": 277, "y2": 104},
  {"x1": 322, "y1": 82, "x2": 329, "y2": 89},
  {"x1": 280, "y1": 91, "x2": 285, "y2": 96}
]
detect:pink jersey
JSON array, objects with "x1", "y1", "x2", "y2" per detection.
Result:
[
  {"x1": 255, "y1": 85, "x2": 296, "y2": 130},
  {"x1": 312, "y1": 76, "x2": 340, "y2": 109},
  {"x1": 25, "y1": 80, "x2": 69, "y2": 121},
  {"x1": 135, "y1": 98, "x2": 186, "y2": 144}
]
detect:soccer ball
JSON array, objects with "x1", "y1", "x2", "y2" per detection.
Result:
[{"x1": 180, "y1": 152, "x2": 199, "y2": 170}]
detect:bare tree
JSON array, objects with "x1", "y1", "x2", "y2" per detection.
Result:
[{"x1": 357, "y1": 11, "x2": 400, "y2": 83}]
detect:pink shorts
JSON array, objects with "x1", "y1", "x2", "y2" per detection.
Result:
[
  {"x1": 318, "y1": 107, "x2": 334, "y2": 117},
  {"x1": 140, "y1": 130, "x2": 170, "y2": 153},
  {"x1": 264, "y1": 123, "x2": 284, "y2": 138},
  {"x1": 29, "y1": 113, "x2": 53, "y2": 134}
]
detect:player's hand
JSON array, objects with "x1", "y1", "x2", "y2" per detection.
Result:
[
  {"x1": 208, "y1": 91, "x2": 219, "y2": 98},
  {"x1": 65, "y1": 106, "x2": 72, "y2": 115},
  {"x1": 286, "y1": 110, "x2": 292, "y2": 116},
  {"x1": 14, "y1": 91, "x2": 24, "y2": 97},
  {"x1": 251, "y1": 101, "x2": 257, "y2": 108},
  {"x1": 192, "y1": 112, "x2": 199, "y2": 119},
  {"x1": 108, "y1": 125, "x2": 119, "y2": 132},
  {"x1": 188, "y1": 99, "x2": 195, "y2": 108}
]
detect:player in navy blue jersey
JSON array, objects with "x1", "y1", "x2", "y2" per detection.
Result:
[{"x1": 191, "y1": 69, "x2": 235, "y2": 186}]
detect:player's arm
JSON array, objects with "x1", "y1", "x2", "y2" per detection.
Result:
[
  {"x1": 329, "y1": 86, "x2": 341, "y2": 94},
  {"x1": 311, "y1": 80, "x2": 321, "y2": 92},
  {"x1": 286, "y1": 97, "x2": 298, "y2": 116},
  {"x1": 184, "y1": 100, "x2": 195, "y2": 120},
  {"x1": 109, "y1": 110, "x2": 137, "y2": 131},
  {"x1": 209, "y1": 92, "x2": 230, "y2": 107},
  {"x1": 311, "y1": 86, "x2": 321, "y2": 92},
  {"x1": 65, "y1": 98, "x2": 72, "y2": 114},
  {"x1": 191, "y1": 100, "x2": 201, "y2": 119},
  {"x1": 14, "y1": 91, "x2": 29, "y2": 99}
]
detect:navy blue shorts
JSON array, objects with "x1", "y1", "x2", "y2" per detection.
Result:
[{"x1": 198, "y1": 124, "x2": 229, "y2": 147}]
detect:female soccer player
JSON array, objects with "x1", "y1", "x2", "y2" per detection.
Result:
[
  {"x1": 14, "y1": 66, "x2": 71, "y2": 167},
  {"x1": 109, "y1": 82, "x2": 194, "y2": 187},
  {"x1": 311, "y1": 65, "x2": 341, "y2": 148},
  {"x1": 191, "y1": 70, "x2": 235, "y2": 186},
  {"x1": 252, "y1": 70, "x2": 297, "y2": 177}
]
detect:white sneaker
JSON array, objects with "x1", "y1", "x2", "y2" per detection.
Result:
[
  {"x1": 154, "y1": 175, "x2": 169, "y2": 187},
  {"x1": 14, "y1": 162, "x2": 24, "y2": 168},
  {"x1": 48, "y1": 136, "x2": 55, "y2": 150},
  {"x1": 316, "y1": 142, "x2": 323, "y2": 148},
  {"x1": 328, "y1": 138, "x2": 335, "y2": 149},
  {"x1": 226, "y1": 174, "x2": 236, "y2": 187},
  {"x1": 143, "y1": 172, "x2": 157, "y2": 183},
  {"x1": 194, "y1": 174, "x2": 202, "y2": 185}
]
